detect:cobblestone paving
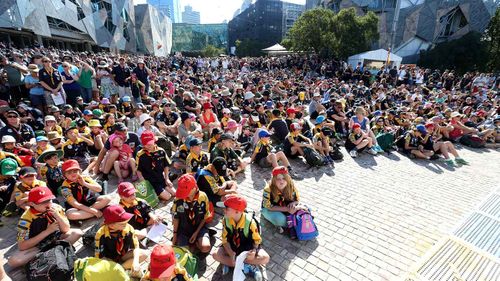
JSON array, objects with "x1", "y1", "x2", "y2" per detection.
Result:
[{"x1": 1, "y1": 147, "x2": 499, "y2": 281}]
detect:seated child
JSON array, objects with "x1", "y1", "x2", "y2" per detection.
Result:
[
  {"x1": 37, "y1": 149, "x2": 64, "y2": 196},
  {"x1": 250, "y1": 130, "x2": 299, "y2": 178},
  {"x1": 212, "y1": 195, "x2": 270, "y2": 279},
  {"x1": 185, "y1": 138, "x2": 209, "y2": 174},
  {"x1": 345, "y1": 123, "x2": 377, "y2": 158},
  {"x1": 196, "y1": 157, "x2": 238, "y2": 206},
  {"x1": 8, "y1": 186, "x2": 82, "y2": 268},
  {"x1": 283, "y1": 123, "x2": 316, "y2": 158},
  {"x1": 145, "y1": 243, "x2": 193, "y2": 281},
  {"x1": 95, "y1": 205, "x2": 149, "y2": 276},
  {"x1": 13, "y1": 167, "x2": 46, "y2": 210},
  {"x1": 61, "y1": 160, "x2": 111, "y2": 222},
  {"x1": 401, "y1": 125, "x2": 435, "y2": 159},
  {"x1": 118, "y1": 182, "x2": 162, "y2": 240},
  {"x1": 172, "y1": 174, "x2": 212, "y2": 254},
  {"x1": 312, "y1": 127, "x2": 335, "y2": 164},
  {"x1": 0, "y1": 158, "x2": 19, "y2": 224},
  {"x1": 109, "y1": 134, "x2": 138, "y2": 183},
  {"x1": 261, "y1": 166, "x2": 307, "y2": 233}
]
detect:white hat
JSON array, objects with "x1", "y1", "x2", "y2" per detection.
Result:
[
  {"x1": 313, "y1": 92, "x2": 321, "y2": 97},
  {"x1": 222, "y1": 108, "x2": 231, "y2": 114},
  {"x1": 1, "y1": 135, "x2": 16, "y2": 144},
  {"x1": 139, "y1": 113, "x2": 153, "y2": 125},
  {"x1": 221, "y1": 89, "x2": 231, "y2": 96},
  {"x1": 44, "y1": 115, "x2": 56, "y2": 122},
  {"x1": 244, "y1": 91, "x2": 255, "y2": 100}
]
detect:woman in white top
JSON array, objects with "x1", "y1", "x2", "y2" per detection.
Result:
[{"x1": 96, "y1": 61, "x2": 115, "y2": 98}]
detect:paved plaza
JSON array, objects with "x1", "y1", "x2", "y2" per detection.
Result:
[{"x1": 1, "y1": 146, "x2": 499, "y2": 281}]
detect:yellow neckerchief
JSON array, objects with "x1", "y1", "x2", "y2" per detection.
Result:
[
  {"x1": 188, "y1": 151, "x2": 203, "y2": 161},
  {"x1": 66, "y1": 137, "x2": 83, "y2": 145},
  {"x1": 101, "y1": 224, "x2": 131, "y2": 239},
  {"x1": 120, "y1": 199, "x2": 138, "y2": 208},
  {"x1": 45, "y1": 66, "x2": 55, "y2": 86}
]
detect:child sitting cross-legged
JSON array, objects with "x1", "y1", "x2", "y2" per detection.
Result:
[
  {"x1": 212, "y1": 195, "x2": 270, "y2": 280},
  {"x1": 118, "y1": 182, "x2": 163, "y2": 240}
]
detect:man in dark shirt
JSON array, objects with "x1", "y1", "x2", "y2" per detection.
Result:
[
  {"x1": 112, "y1": 57, "x2": 131, "y2": 98},
  {"x1": 0, "y1": 110, "x2": 35, "y2": 145},
  {"x1": 267, "y1": 109, "x2": 289, "y2": 145}
]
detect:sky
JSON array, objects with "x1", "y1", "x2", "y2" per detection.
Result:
[{"x1": 134, "y1": 0, "x2": 306, "y2": 24}]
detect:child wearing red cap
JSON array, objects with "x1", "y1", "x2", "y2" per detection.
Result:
[
  {"x1": 261, "y1": 166, "x2": 307, "y2": 233},
  {"x1": 144, "y1": 243, "x2": 193, "y2": 281},
  {"x1": 12, "y1": 167, "x2": 46, "y2": 211},
  {"x1": 213, "y1": 195, "x2": 269, "y2": 279},
  {"x1": 118, "y1": 182, "x2": 162, "y2": 240},
  {"x1": 136, "y1": 131, "x2": 175, "y2": 201},
  {"x1": 60, "y1": 159, "x2": 111, "y2": 223},
  {"x1": 172, "y1": 174, "x2": 212, "y2": 254},
  {"x1": 345, "y1": 123, "x2": 377, "y2": 158},
  {"x1": 95, "y1": 205, "x2": 149, "y2": 276},
  {"x1": 8, "y1": 186, "x2": 82, "y2": 268}
]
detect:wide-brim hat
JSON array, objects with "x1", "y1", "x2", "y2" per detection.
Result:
[
  {"x1": 98, "y1": 61, "x2": 109, "y2": 68},
  {"x1": 36, "y1": 149, "x2": 63, "y2": 163}
]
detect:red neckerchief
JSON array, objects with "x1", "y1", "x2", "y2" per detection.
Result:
[
  {"x1": 187, "y1": 192, "x2": 199, "y2": 225},
  {"x1": 30, "y1": 208, "x2": 56, "y2": 224}
]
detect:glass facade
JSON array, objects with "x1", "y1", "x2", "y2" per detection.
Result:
[{"x1": 172, "y1": 23, "x2": 228, "y2": 53}]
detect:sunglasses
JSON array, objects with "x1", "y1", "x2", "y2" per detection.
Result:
[
  {"x1": 63, "y1": 65, "x2": 69, "y2": 68},
  {"x1": 7, "y1": 115, "x2": 18, "y2": 118},
  {"x1": 43, "y1": 60, "x2": 51, "y2": 63},
  {"x1": 22, "y1": 174, "x2": 36, "y2": 178}
]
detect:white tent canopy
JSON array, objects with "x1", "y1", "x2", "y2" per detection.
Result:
[
  {"x1": 262, "y1": 43, "x2": 287, "y2": 52},
  {"x1": 348, "y1": 49, "x2": 402, "y2": 69}
]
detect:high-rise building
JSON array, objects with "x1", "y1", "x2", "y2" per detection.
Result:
[
  {"x1": 228, "y1": 0, "x2": 304, "y2": 55},
  {"x1": 182, "y1": 5, "x2": 201, "y2": 24},
  {"x1": 305, "y1": 0, "x2": 320, "y2": 10},
  {"x1": 233, "y1": 0, "x2": 253, "y2": 17},
  {"x1": 147, "y1": 0, "x2": 181, "y2": 23}
]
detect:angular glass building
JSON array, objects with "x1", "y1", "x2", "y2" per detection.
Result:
[
  {"x1": 135, "y1": 4, "x2": 173, "y2": 56},
  {"x1": 172, "y1": 23, "x2": 228, "y2": 53}
]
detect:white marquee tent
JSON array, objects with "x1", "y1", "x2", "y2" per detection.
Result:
[
  {"x1": 262, "y1": 43, "x2": 289, "y2": 55},
  {"x1": 347, "y1": 49, "x2": 402, "y2": 69}
]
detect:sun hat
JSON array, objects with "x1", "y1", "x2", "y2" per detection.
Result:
[
  {"x1": 103, "y1": 205, "x2": 133, "y2": 224},
  {"x1": 62, "y1": 159, "x2": 81, "y2": 173},
  {"x1": 139, "y1": 113, "x2": 153, "y2": 125},
  {"x1": 1, "y1": 135, "x2": 16, "y2": 144},
  {"x1": 88, "y1": 119, "x2": 102, "y2": 127},
  {"x1": 36, "y1": 149, "x2": 63, "y2": 164},
  {"x1": 117, "y1": 182, "x2": 136, "y2": 197}
]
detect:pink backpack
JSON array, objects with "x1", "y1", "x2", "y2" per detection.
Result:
[{"x1": 292, "y1": 210, "x2": 319, "y2": 241}]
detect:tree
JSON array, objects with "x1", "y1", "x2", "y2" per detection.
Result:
[
  {"x1": 234, "y1": 38, "x2": 266, "y2": 57},
  {"x1": 485, "y1": 8, "x2": 500, "y2": 71},
  {"x1": 283, "y1": 7, "x2": 379, "y2": 58},
  {"x1": 418, "y1": 32, "x2": 488, "y2": 74},
  {"x1": 202, "y1": 45, "x2": 224, "y2": 57}
]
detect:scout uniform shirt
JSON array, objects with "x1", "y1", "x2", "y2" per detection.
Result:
[
  {"x1": 39, "y1": 163, "x2": 65, "y2": 195},
  {"x1": 207, "y1": 136, "x2": 217, "y2": 153},
  {"x1": 136, "y1": 146, "x2": 172, "y2": 185},
  {"x1": 13, "y1": 179, "x2": 46, "y2": 203},
  {"x1": 119, "y1": 198, "x2": 153, "y2": 230},
  {"x1": 222, "y1": 213, "x2": 262, "y2": 255},
  {"x1": 283, "y1": 131, "x2": 309, "y2": 155},
  {"x1": 61, "y1": 137, "x2": 90, "y2": 159},
  {"x1": 262, "y1": 185, "x2": 300, "y2": 210},
  {"x1": 95, "y1": 224, "x2": 139, "y2": 262},
  {"x1": 0, "y1": 150, "x2": 25, "y2": 167},
  {"x1": 210, "y1": 145, "x2": 239, "y2": 171},
  {"x1": 312, "y1": 132, "x2": 330, "y2": 146},
  {"x1": 171, "y1": 191, "x2": 211, "y2": 236},
  {"x1": 253, "y1": 140, "x2": 271, "y2": 163},
  {"x1": 195, "y1": 168, "x2": 225, "y2": 204},
  {"x1": 185, "y1": 151, "x2": 209, "y2": 174},
  {"x1": 17, "y1": 204, "x2": 68, "y2": 242},
  {"x1": 60, "y1": 176, "x2": 99, "y2": 209}
]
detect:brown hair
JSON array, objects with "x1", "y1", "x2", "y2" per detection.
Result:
[{"x1": 268, "y1": 173, "x2": 296, "y2": 202}]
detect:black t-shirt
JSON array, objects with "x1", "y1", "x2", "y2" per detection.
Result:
[
  {"x1": 267, "y1": 118, "x2": 289, "y2": 142},
  {"x1": 156, "y1": 111, "x2": 179, "y2": 126},
  {"x1": 0, "y1": 123, "x2": 35, "y2": 143},
  {"x1": 136, "y1": 147, "x2": 171, "y2": 184},
  {"x1": 111, "y1": 65, "x2": 131, "y2": 87}
]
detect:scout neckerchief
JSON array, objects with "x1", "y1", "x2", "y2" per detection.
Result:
[
  {"x1": 45, "y1": 66, "x2": 55, "y2": 87},
  {"x1": 115, "y1": 231, "x2": 125, "y2": 256},
  {"x1": 187, "y1": 192, "x2": 200, "y2": 225},
  {"x1": 70, "y1": 181, "x2": 84, "y2": 202}
]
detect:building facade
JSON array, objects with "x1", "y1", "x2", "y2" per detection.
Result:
[
  {"x1": 147, "y1": 0, "x2": 181, "y2": 23},
  {"x1": 182, "y1": 5, "x2": 201, "y2": 24},
  {"x1": 0, "y1": 0, "x2": 173, "y2": 54},
  {"x1": 228, "y1": 0, "x2": 304, "y2": 54},
  {"x1": 135, "y1": 4, "x2": 173, "y2": 56},
  {"x1": 305, "y1": 0, "x2": 321, "y2": 10},
  {"x1": 172, "y1": 23, "x2": 228, "y2": 53},
  {"x1": 320, "y1": 0, "x2": 497, "y2": 62}
]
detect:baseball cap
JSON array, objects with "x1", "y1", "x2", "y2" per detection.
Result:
[
  {"x1": 416, "y1": 124, "x2": 427, "y2": 134},
  {"x1": 286, "y1": 108, "x2": 297, "y2": 115},
  {"x1": 352, "y1": 123, "x2": 361, "y2": 130},
  {"x1": 258, "y1": 130, "x2": 271, "y2": 138},
  {"x1": 141, "y1": 131, "x2": 156, "y2": 146},
  {"x1": 19, "y1": 166, "x2": 37, "y2": 178},
  {"x1": 222, "y1": 108, "x2": 231, "y2": 114},
  {"x1": 36, "y1": 136, "x2": 48, "y2": 142},
  {"x1": 272, "y1": 166, "x2": 288, "y2": 177},
  {"x1": 220, "y1": 133, "x2": 234, "y2": 141},
  {"x1": 149, "y1": 244, "x2": 176, "y2": 279},
  {"x1": 44, "y1": 115, "x2": 56, "y2": 122},
  {"x1": 0, "y1": 158, "x2": 19, "y2": 176},
  {"x1": 113, "y1": 122, "x2": 127, "y2": 132},
  {"x1": 1, "y1": 135, "x2": 16, "y2": 144},
  {"x1": 103, "y1": 205, "x2": 133, "y2": 224},
  {"x1": 290, "y1": 122, "x2": 302, "y2": 131},
  {"x1": 117, "y1": 182, "x2": 136, "y2": 197},
  {"x1": 62, "y1": 159, "x2": 81, "y2": 173},
  {"x1": 316, "y1": 115, "x2": 325, "y2": 124},
  {"x1": 83, "y1": 109, "x2": 93, "y2": 116},
  {"x1": 223, "y1": 195, "x2": 247, "y2": 212},
  {"x1": 188, "y1": 138, "x2": 203, "y2": 147},
  {"x1": 175, "y1": 174, "x2": 197, "y2": 200},
  {"x1": 212, "y1": 157, "x2": 228, "y2": 177},
  {"x1": 28, "y1": 186, "x2": 55, "y2": 204}
]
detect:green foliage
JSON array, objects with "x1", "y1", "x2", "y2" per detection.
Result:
[
  {"x1": 202, "y1": 45, "x2": 225, "y2": 57},
  {"x1": 485, "y1": 8, "x2": 500, "y2": 71},
  {"x1": 234, "y1": 38, "x2": 266, "y2": 57},
  {"x1": 283, "y1": 8, "x2": 379, "y2": 58},
  {"x1": 418, "y1": 32, "x2": 488, "y2": 74}
]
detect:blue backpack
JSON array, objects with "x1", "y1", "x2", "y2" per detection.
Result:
[{"x1": 292, "y1": 210, "x2": 319, "y2": 241}]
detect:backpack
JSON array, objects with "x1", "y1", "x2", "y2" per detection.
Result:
[
  {"x1": 459, "y1": 134, "x2": 485, "y2": 148},
  {"x1": 292, "y1": 210, "x2": 319, "y2": 241},
  {"x1": 82, "y1": 222, "x2": 102, "y2": 249},
  {"x1": 134, "y1": 180, "x2": 159, "y2": 208},
  {"x1": 329, "y1": 146, "x2": 344, "y2": 161},
  {"x1": 303, "y1": 147, "x2": 324, "y2": 167},
  {"x1": 375, "y1": 132, "x2": 395, "y2": 151},
  {"x1": 26, "y1": 240, "x2": 76, "y2": 281},
  {"x1": 74, "y1": 257, "x2": 130, "y2": 281},
  {"x1": 173, "y1": 246, "x2": 199, "y2": 279}
]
